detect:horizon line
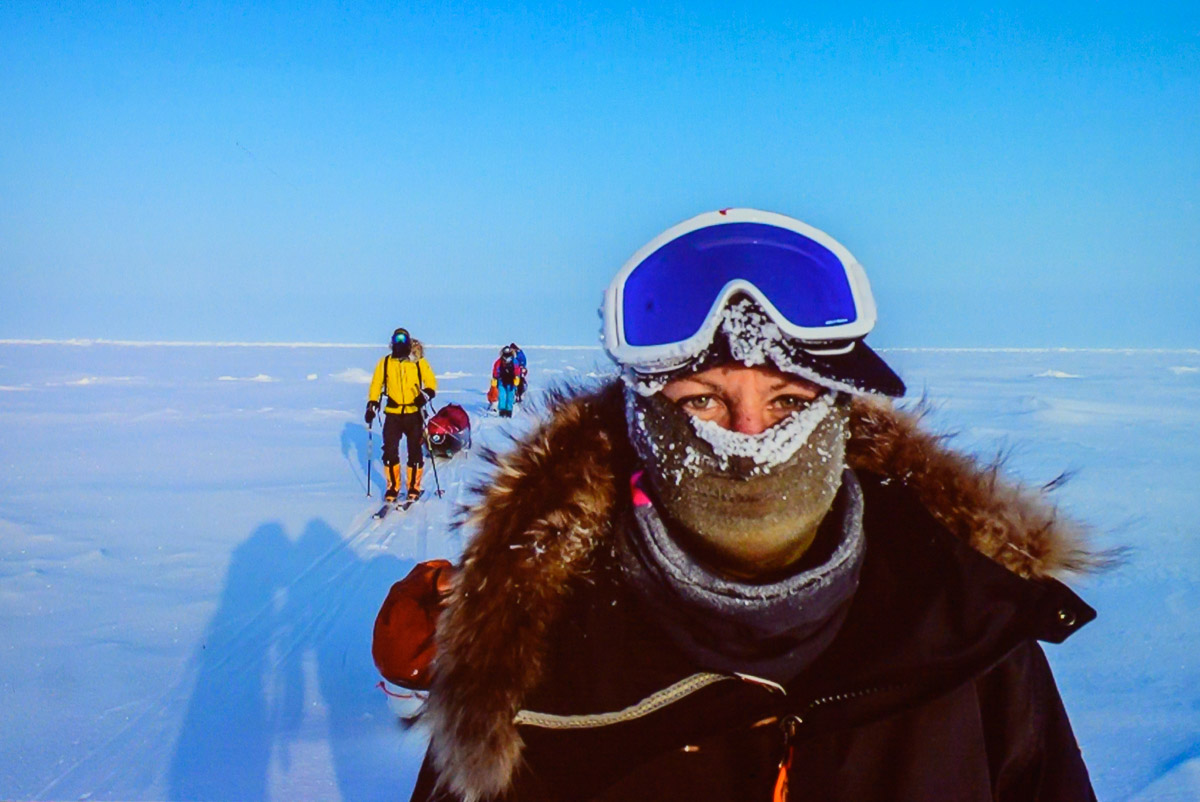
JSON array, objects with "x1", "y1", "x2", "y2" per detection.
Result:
[
  {"x1": 0, "y1": 338, "x2": 602, "y2": 350},
  {"x1": 0, "y1": 338, "x2": 1198, "y2": 354}
]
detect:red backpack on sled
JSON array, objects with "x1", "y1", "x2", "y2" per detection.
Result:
[{"x1": 426, "y1": 403, "x2": 472, "y2": 459}]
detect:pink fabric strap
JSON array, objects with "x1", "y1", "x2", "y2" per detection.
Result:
[{"x1": 630, "y1": 470, "x2": 652, "y2": 508}]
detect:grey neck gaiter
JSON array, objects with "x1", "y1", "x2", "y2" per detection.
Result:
[
  {"x1": 626, "y1": 388, "x2": 851, "y2": 577},
  {"x1": 618, "y1": 470, "x2": 865, "y2": 683}
]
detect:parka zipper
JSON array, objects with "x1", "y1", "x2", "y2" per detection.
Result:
[
  {"x1": 769, "y1": 682, "x2": 914, "y2": 801},
  {"x1": 772, "y1": 714, "x2": 801, "y2": 802},
  {"x1": 802, "y1": 681, "x2": 910, "y2": 714}
]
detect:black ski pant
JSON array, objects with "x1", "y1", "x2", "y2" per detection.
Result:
[{"x1": 382, "y1": 411, "x2": 425, "y2": 467}]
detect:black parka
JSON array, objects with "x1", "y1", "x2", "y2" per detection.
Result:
[{"x1": 411, "y1": 384, "x2": 1098, "y2": 802}]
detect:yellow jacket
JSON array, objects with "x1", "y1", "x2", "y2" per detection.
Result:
[{"x1": 368, "y1": 355, "x2": 438, "y2": 414}]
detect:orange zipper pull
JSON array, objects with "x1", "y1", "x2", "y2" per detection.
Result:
[{"x1": 773, "y1": 715, "x2": 801, "y2": 801}]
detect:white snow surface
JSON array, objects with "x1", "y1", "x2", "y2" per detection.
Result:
[{"x1": 0, "y1": 343, "x2": 1198, "y2": 801}]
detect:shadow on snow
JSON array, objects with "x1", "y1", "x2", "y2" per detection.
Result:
[
  {"x1": 340, "y1": 422, "x2": 383, "y2": 496},
  {"x1": 167, "y1": 518, "x2": 416, "y2": 802}
]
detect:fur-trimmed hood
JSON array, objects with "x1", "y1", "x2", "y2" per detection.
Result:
[{"x1": 423, "y1": 381, "x2": 1095, "y2": 801}]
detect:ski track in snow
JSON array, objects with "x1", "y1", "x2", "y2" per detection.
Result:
[{"x1": 0, "y1": 344, "x2": 1197, "y2": 801}]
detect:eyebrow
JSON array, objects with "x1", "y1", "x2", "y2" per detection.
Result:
[
  {"x1": 680, "y1": 377, "x2": 819, "y2": 394},
  {"x1": 768, "y1": 378, "x2": 819, "y2": 393}
]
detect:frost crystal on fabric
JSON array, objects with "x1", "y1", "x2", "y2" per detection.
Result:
[
  {"x1": 625, "y1": 385, "x2": 851, "y2": 576},
  {"x1": 621, "y1": 296, "x2": 872, "y2": 397},
  {"x1": 625, "y1": 385, "x2": 843, "y2": 482},
  {"x1": 688, "y1": 393, "x2": 835, "y2": 471}
]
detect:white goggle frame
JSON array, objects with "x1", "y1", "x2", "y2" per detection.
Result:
[{"x1": 602, "y1": 209, "x2": 879, "y2": 374}]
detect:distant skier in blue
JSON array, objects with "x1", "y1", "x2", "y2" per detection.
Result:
[{"x1": 508, "y1": 342, "x2": 529, "y2": 404}]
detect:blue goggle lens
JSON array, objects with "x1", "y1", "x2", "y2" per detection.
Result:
[
  {"x1": 392, "y1": 332, "x2": 409, "y2": 344},
  {"x1": 621, "y1": 223, "x2": 858, "y2": 347}
]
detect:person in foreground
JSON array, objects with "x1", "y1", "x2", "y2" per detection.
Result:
[{"x1": 411, "y1": 209, "x2": 1098, "y2": 801}]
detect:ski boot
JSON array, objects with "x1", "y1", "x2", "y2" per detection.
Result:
[
  {"x1": 384, "y1": 463, "x2": 402, "y2": 502},
  {"x1": 405, "y1": 464, "x2": 424, "y2": 502}
]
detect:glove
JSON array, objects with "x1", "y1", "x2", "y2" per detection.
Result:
[
  {"x1": 490, "y1": 379, "x2": 498, "y2": 389},
  {"x1": 365, "y1": 401, "x2": 379, "y2": 425},
  {"x1": 414, "y1": 392, "x2": 428, "y2": 409},
  {"x1": 514, "y1": 376, "x2": 521, "y2": 386}
]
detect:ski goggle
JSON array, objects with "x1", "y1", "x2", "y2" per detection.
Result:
[
  {"x1": 392, "y1": 330, "x2": 410, "y2": 346},
  {"x1": 602, "y1": 209, "x2": 878, "y2": 374}
]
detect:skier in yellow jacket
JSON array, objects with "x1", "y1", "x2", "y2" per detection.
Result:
[{"x1": 365, "y1": 328, "x2": 438, "y2": 503}]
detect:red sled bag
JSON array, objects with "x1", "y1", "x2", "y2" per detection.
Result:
[
  {"x1": 372, "y1": 559, "x2": 457, "y2": 690},
  {"x1": 426, "y1": 403, "x2": 471, "y2": 458},
  {"x1": 487, "y1": 383, "x2": 499, "y2": 404}
]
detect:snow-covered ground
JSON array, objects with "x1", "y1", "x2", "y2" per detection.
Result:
[{"x1": 0, "y1": 343, "x2": 1197, "y2": 801}]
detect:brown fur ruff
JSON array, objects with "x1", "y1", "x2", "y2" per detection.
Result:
[{"x1": 424, "y1": 382, "x2": 1093, "y2": 800}]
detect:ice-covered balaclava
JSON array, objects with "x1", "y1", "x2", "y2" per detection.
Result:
[{"x1": 626, "y1": 298, "x2": 852, "y2": 578}]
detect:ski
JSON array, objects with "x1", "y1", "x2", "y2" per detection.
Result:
[
  {"x1": 372, "y1": 490, "x2": 425, "y2": 519},
  {"x1": 400, "y1": 490, "x2": 424, "y2": 511}
]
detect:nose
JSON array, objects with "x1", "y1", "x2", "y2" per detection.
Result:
[{"x1": 729, "y1": 404, "x2": 771, "y2": 435}]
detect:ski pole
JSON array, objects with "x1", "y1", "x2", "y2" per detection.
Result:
[
  {"x1": 367, "y1": 421, "x2": 374, "y2": 497},
  {"x1": 413, "y1": 360, "x2": 443, "y2": 497},
  {"x1": 421, "y1": 410, "x2": 444, "y2": 498}
]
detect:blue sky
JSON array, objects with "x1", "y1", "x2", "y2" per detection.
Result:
[{"x1": 2, "y1": 2, "x2": 1197, "y2": 347}]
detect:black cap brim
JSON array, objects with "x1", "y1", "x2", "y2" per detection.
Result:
[
  {"x1": 782, "y1": 339, "x2": 905, "y2": 397},
  {"x1": 644, "y1": 334, "x2": 905, "y2": 397}
]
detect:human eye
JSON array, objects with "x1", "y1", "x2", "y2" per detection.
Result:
[
  {"x1": 678, "y1": 394, "x2": 717, "y2": 412},
  {"x1": 771, "y1": 394, "x2": 811, "y2": 411}
]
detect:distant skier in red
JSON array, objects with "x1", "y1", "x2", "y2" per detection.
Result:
[{"x1": 490, "y1": 345, "x2": 521, "y2": 418}]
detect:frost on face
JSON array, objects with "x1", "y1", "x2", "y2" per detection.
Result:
[
  {"x1": 689, "y1": 393, "x2": 836, "y2": 471},
  {"x1": 626, "y1": 384, "x2": 845, "y2": 486},
  {"x1": 719, "y1": 298, "x2": 865, "y2": 395}
]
